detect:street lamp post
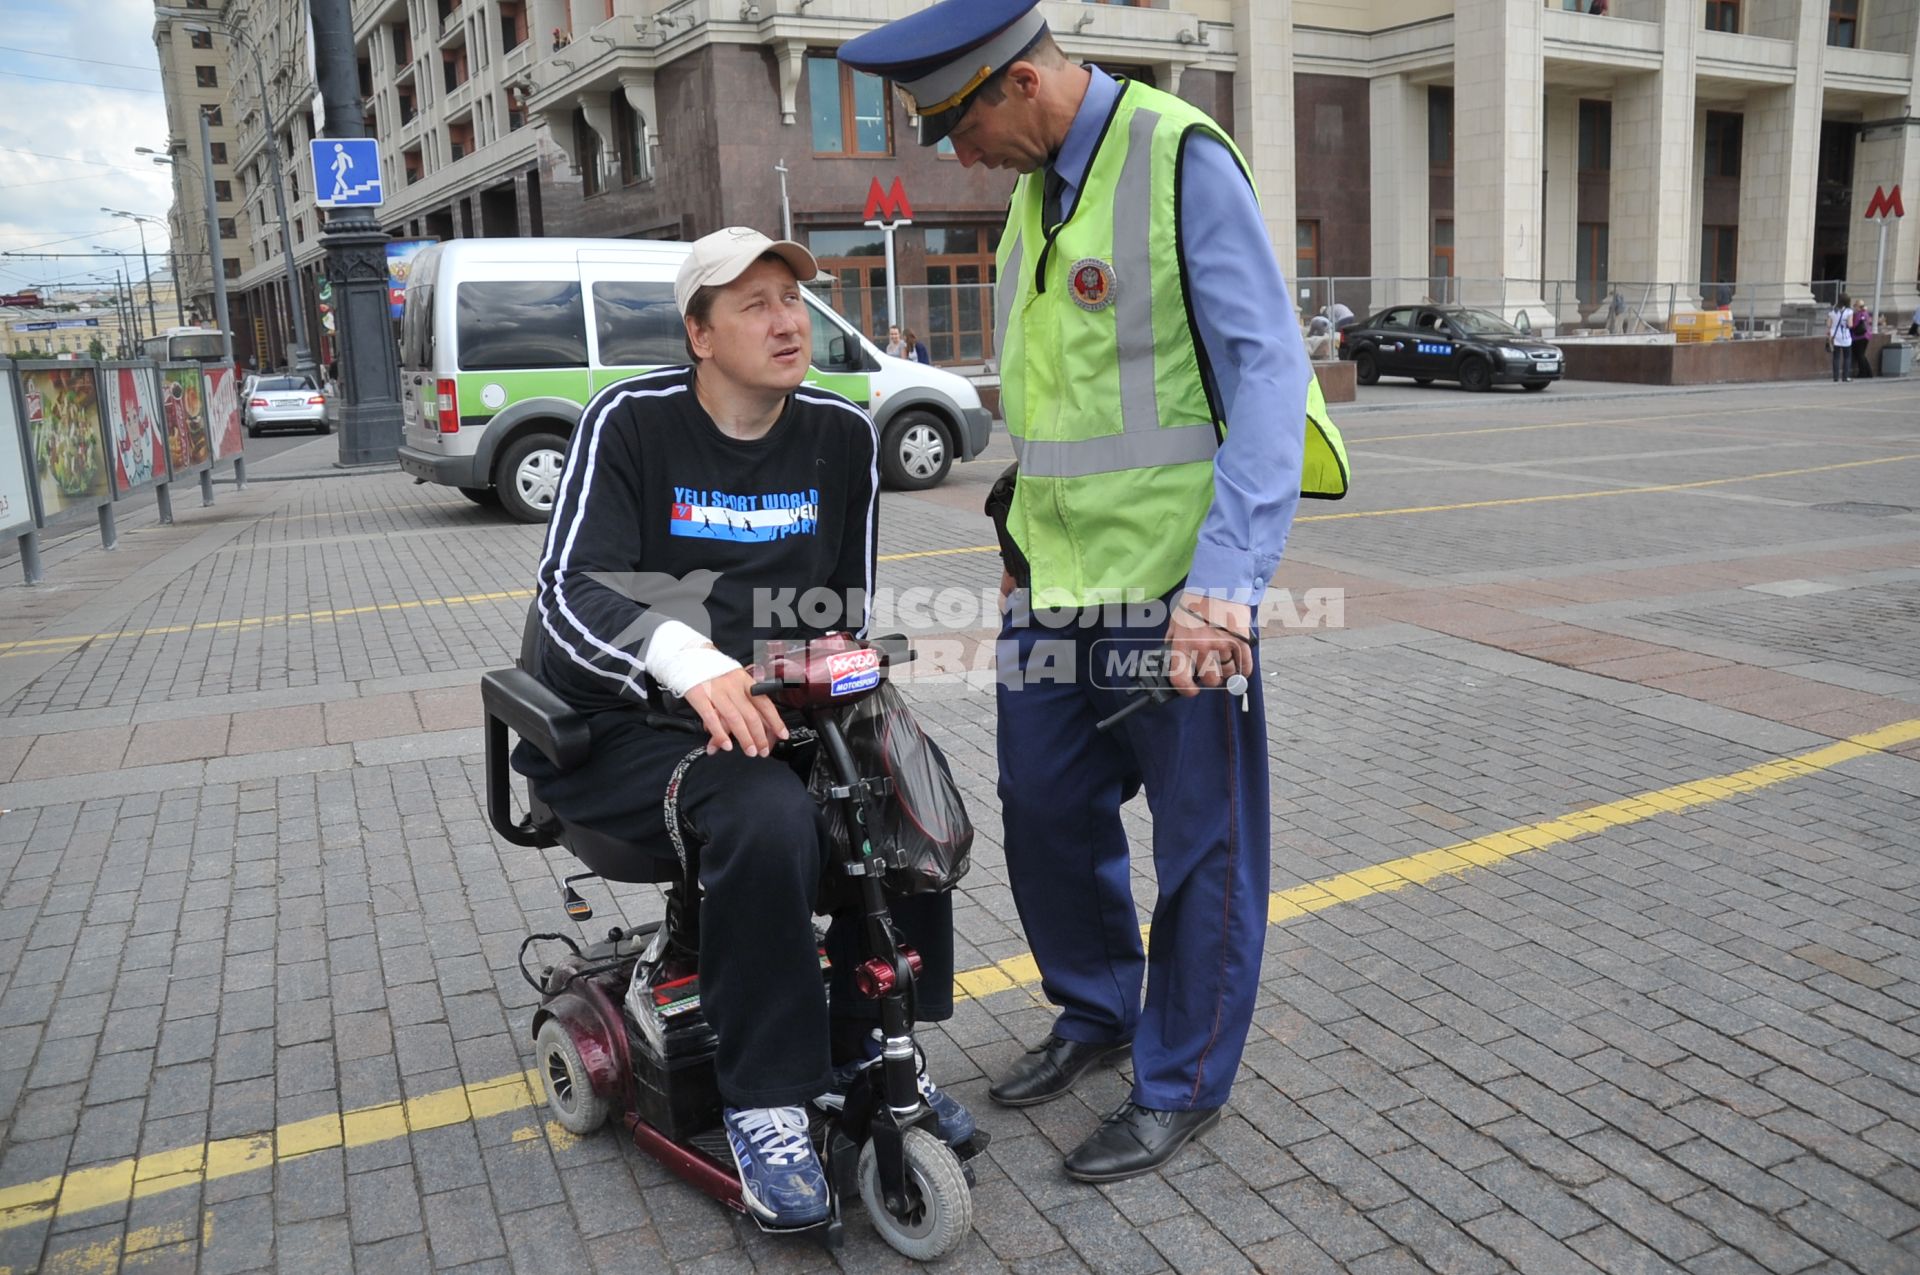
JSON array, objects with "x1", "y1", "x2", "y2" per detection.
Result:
[
  {"x1": 93, "y1": 248, "x2": 140, "y2": 351},
  {"x1": 104, "y1": 209, "x2": 161, "y2": 337},
  {"x1": 138, "y1": 149, "x2": 203, "y2": 325},
  {"x1": 178, "y1": 13, "x2": 313, "y2": 379}
]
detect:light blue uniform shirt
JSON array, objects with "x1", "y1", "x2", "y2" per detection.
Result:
[{"x1": 1045, "y1": 66, "x2": 1308, "y2": 608}]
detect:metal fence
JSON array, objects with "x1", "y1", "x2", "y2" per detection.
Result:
[
  {"x1": 1295, "y1": 277, "x2": 1917, "y2": 340},
  {"x1": 813, "y1": 273, "x2": 1914, "y2": 366}
]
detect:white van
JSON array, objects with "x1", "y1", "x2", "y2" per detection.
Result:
[{"x1": 397, "y1": 238, "x2": 993, "y2": 521}]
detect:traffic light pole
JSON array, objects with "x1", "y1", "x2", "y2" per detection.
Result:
[{"x1": 309, "y1": 0, "x2": 404, "y2": 466}]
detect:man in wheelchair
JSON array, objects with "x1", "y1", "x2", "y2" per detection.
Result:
[{"x1": 511, "y1": 228, "x2": 971, "y2": 1228}]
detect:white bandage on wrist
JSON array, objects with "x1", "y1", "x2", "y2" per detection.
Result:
[{"x1": 644, "y1": 620, "x2": 742, "y2": 698}]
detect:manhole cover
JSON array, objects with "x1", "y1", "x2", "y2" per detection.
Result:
[{"x1": 1811, "y1": 502, "x2": 1913, "y2": 517}]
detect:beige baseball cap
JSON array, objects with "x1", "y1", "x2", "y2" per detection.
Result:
[{"x1": 674, "y1": 227, "x2": 819, "y2": 315}]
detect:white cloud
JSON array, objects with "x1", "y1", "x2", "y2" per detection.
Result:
[{"x1": 0, "y1": 0, "x2": 184, "y2": 294}]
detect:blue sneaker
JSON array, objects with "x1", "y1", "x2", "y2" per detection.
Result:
[
  {"x1": 722, "y1": 1106, "x2": 829, "y2": 1227},
  {"x1": 819, "y1": 1047, "x2": 977, "y2": 1147}
]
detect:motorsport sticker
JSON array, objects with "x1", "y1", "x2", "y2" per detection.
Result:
[
  {"x1": 1069, "y1": 257, "x2": 1116, "y2": 312},
  {"x1": 827, "y1": 646, "x2": 883, "y2": 698}
]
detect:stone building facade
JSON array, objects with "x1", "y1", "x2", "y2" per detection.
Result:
[{"x1": 156, "y1": 0, "x2": 1920, "y2": 369}]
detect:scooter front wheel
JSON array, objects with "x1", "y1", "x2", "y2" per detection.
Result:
[
  {"x1": 536, "y1": 1019, "x2": 611, "y2": 1136},
  {"x1": 857, "y1": 1127, "x2": 973, "y2": 1261}
]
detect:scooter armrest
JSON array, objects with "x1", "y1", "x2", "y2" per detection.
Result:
[{"x1": 482, "y1": 668, "x2": 591, "y2": 771}]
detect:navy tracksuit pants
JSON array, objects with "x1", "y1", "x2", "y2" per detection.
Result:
[{"x1": 996, "y1": 603, "x2": 1270, "y2": 1111}]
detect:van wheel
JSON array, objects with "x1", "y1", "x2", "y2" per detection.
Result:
[
  {"x1": 459, "y1": 486, "x2": 500, "y2": 506},
  {"x1": 497, "y1": 432, "x2": 568, "y2": 523},
  {"x1": 880, "y1": 411, "x2": 951, "y2": 491}
]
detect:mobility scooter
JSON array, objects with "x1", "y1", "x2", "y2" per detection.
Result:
[{"x1": 482, "y1": 625, "x2": 982, "y2": 1259}]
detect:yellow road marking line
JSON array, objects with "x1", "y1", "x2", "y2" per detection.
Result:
[
  {"x1": 1297, "y1": 452, "x2": 1920, "y2": 523},
  {"x1": 0, "y1": 550, "x2": 1005, "y2": 660},
  {"x1": 9, "y1": 449, "x2": 1911, "y2": 661},
  {"x1": 2, "y1": 715, "x2": 1915, "y2": 1235}
]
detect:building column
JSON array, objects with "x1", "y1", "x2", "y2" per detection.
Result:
[
  {"x1": 1452, "y1": 0, "x2": 1545, "y2": 324},
  {"x1": 1231, "y1": 0, "x2": 1296, "y2": 264},
  {"x1": 1609, "y1": 1, "x2": 1697, "y2": 320},
  {"x1": 1542, "y1": 94, "x2": 1580, "y2": 328},
  {"x1": 1846, "y1": 117, "x2": 1920, "y2": 323},
  {"x1": 1738, "y1": 1, "x2": 1828, "y2": 317},
  {"x1": 1368, "y1": 73, "x2": 1429, "y2": 311}
]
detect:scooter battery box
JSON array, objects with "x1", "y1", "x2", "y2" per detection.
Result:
[{"x1": 629, "y1": 966, "x2": 723, "y2": 1142}]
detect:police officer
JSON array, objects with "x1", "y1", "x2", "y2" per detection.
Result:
[{"x1": 842, "y1": 2, "x2": 1348, "y2": 1183}]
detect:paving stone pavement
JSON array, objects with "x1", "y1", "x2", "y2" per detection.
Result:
[{"x1": 0, "y1": 378, "x2": 1918, "y2": 1273}]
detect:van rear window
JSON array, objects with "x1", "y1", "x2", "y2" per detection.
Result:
[
  {"x1": 593, "y1": 281, "x2": 683, "y2": 368},
  {"x1": 456, "y1": 281, "x2": 588, "y2": 370}
]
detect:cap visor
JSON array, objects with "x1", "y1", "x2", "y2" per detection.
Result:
[
  {"x1": 765, "y1": 241, "x2": 820, "y2": 283},
  {"x1": 916, "y1": 101, "x2": 968, "y2": 147}
]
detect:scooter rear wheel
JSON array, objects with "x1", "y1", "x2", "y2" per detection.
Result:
[
  {"x1": 857, "y1": 1127, "x2": 972, "y2": 1261},
  {"x1": 536, "y1": 1019, "x2": 611, "y2": 1136}
]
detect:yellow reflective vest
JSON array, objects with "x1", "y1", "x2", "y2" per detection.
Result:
[{"x1": 995, "y1": 80, "x2": 1350, "y2": 608}]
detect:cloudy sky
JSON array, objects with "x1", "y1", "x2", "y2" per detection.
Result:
[{"x1": 0, "y1": 0, "x2": 180, "y2": 299}]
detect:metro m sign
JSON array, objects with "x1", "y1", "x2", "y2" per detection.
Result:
[
  {"x1": 1864, "y1": 185, "x2": 1905, "y2": 219},
  {"x1": 863, "y1": 177, "x2": 913, "y2": 225}
]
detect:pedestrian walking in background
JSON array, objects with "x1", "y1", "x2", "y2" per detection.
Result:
[
  {"x1": 1850, "y1": 306, "x2": 1875, "y2": 380},
  {"x1": 905, "y1": 327, "x2": 932, "y2": 364},
  {"x1": 1828, "y1": 296, "x2": 1854, "y2": 382}
]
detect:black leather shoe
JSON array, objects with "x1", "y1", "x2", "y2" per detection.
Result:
[
  {"x1": 1063, "y1": 1102, "x2": 1222, "y2": 1183},
  {"x1": 987, "y1": 1034, "x2": 1132, "y2": 1107}
]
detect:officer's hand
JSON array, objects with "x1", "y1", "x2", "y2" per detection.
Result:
[
  {"x1": 684, "y1": 668, "x2": 788, "y2": 757},
  {"x1": 1167, "y1": 592, "x2": 1253, "y2": 698},
  {"x1": 999, "y1": 569, "x2": 1015, "y2": 605}
]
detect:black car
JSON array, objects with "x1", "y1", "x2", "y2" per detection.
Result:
[{"x1": 1340, "y1": 305, "x2": 1564, "y2": 391}]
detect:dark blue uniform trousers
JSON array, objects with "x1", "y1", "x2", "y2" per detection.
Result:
[{"x1": 996, "y1": 604, "x2": 1269, "y2": 1111}]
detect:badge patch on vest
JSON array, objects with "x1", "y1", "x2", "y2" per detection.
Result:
[{"x1": 1068, "y1": 258, "x2": 1116, "y2": 312}]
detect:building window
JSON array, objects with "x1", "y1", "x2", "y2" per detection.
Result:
[
  {"x1": 923, "y1": 226, "x2": 999, "y2": 363},
  {"x1": 1828, "y1": 0, "x2": 1858, "y2": 47},
  {"x1": 808, "y1": 229, "x2": 889, "y2": 345},
  {"x1": 195, "y1": 65, "x2": 218, "y2": 88},
  {"x1": 449, "y1": 118, "x2": 474, "y2": 161},
  {"x1": 223, "y1": 257, "x2": 239, "y2": 277},
  {"x1": 209, "y1": 142, "x2": 227, "y2": 164},
  {"x1": 809, "y1": 56, "x2": 890, "y2": 157},
  {"x1": 218, "y1": 217, "x2": 237, "y2": 239},
  {"x1": 1705, "y1": 1, "x2": 1739, "y2": 32},
  {"x1": 613, "y1": 99, "x2": 649, "y2": 185},
  {"x1": 403, "y1": 146, "x2": 423, "y2": 183},
  {"x1": 190, "y1": 30, "x2": 212, "y2": 48},
  {"x1": 214, "y1": 179, "x2": 232, "y2": 201},
  {"x1": 1701, "y1": 225, "x2": 1737, "y2": 290},
  {"x1": 204, "y1": 105, "x2": 222, "y2": 126},
  {"x1": 1427, "y1": 87, "x2": 1453, "y2": 170},
  {"x1": 1430, "y1": 219, "x2": 1455, "y2": 300},
  {"x1": 1704, "y1": 112, "x2": 1743, "y2": 179},
  {"x1": 1577, "y1": 99, "x2": 1611, "y2": 172},
  {"x1": 1295, "y1": 221, "x2": 1320, "y2": 282},
  {"x1": 500, "y1": 0, "x2": 526, "y2": 50},
  {"x1": 573, "y1": 110, "x2": 603, "y2": 196},
  {"x1": 1576, "y1": 223, "x2": 1608, "y2": 307},
  {"x1": 506, "y1": 87, "x2": 524, "y2": 131}
]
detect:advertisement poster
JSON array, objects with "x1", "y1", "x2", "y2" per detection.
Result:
[
  {"x1": 104, "y1": 365, "x2": 169, "y2": 497},
  {"x1": 20, "y1": 365, "x2": 109, "y2": 518},
  {"x1": 386, "y1": 238, "x2": 436, "y2": 318},
  {"x1": 204, "y1": 364, "x2": 244, "y2": 461},
  {"x1": 0, "y1": 369, "x2": 34, "y2": 534},
  {"x1": 162, "y1": 366, "x2": 211, "y2": 474}
]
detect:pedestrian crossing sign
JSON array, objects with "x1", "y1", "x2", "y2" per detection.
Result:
[{"x1": 311, "y1": 138, "x2": 384, "y2": 208}]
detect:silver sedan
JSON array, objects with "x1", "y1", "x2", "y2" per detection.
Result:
[{"x1": 243, "y1": 375, "x2": 331, "y2": 436}]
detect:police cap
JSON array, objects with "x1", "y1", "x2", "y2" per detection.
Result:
[{"x1": 836, "y1": 0, "x2": 1049, "y2": 147}]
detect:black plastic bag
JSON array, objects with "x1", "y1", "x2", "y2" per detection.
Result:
[{"x1": 813, "y1": 683, "x2": 973, "y2": 894}]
